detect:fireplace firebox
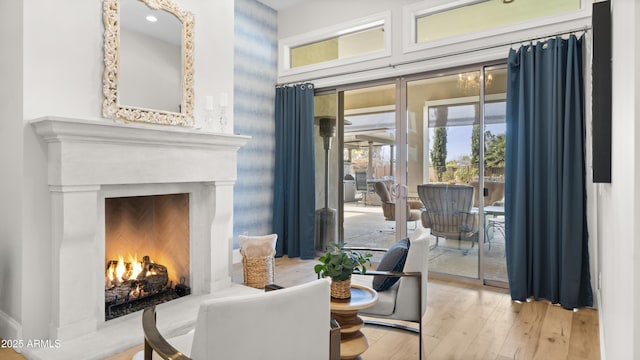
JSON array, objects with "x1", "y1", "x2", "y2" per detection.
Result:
[{"x1": 104, "y1": 193, "x2": 190, "y2": 320}]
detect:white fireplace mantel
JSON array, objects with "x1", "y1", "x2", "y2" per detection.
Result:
[
  {"x1": 29, "y1": 116, "x2": 250, "y2": 357},
  {"x1": 31, "y1": 116, "x2": 250, "y2": 187}
]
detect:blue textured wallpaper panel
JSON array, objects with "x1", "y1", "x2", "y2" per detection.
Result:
[{"x1": 233, "y1": 0, "x2": 277, "y2": 247}]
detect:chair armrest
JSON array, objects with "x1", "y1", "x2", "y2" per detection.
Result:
[
  {"x1": 408, "y1": 200, "x2": 423, "y2": 210},
  {"x1": 142, "y1": 306, "x2": 191, "y2": 360},
  {"x1": 265, "y1": 283, "x2": 284, "y2": 292},
  {"x1": 381, "y1": 202, "x2": 395, "y2": 219},
  {"x1": 354, "y1": 270, "x2": 421, "y2": 279},
  {"x1": 345, "y1": 248, "x2": 422, "y2": 278},
  {"x1": 343, "y1": 246, "x2": 388, "y2": 253},
  {"x1": 459, "y1": 211, "x2": 479, "y2": 233},
  {"x1": 329, "y1": 318, "x2": 341, "y2": 360},
  {"x1": 420, "y1": 210, "x2": 433, "y2": 229}
]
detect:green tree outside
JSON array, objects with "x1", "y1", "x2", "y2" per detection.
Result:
[
  {"x1": 485, "y1": 132, "x2": 506, "y2": 168},
  {"x1": 471, "y1": 124, "x2": 480, "y2": 167},
  {"x1": 431, "y1": 127, "x2": 447, "y2": 181}
]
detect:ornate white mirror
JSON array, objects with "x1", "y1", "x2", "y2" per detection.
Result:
[{"x1": 103, "y1": 0, "x2": 194, "y2": 126}]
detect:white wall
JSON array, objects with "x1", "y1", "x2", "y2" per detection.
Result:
[
  {"x1": 598, "y1": 1, "x2": 640, "y2": 358},
  {"x1": 278, "y1": 0, "x2": 415, "y2": 38},
  {"x1": 0, "y1": 0, "x2": 24, "y2": 341},
  {"x1": 0, "y1": 0, "x2": 235, "y2": 342},
  {"x1": 189, "y1": 0, "x2": 235, "y2": 128}
]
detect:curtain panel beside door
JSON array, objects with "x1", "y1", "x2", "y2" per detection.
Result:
[
  {"x1": 273, "y1": 83, "x2": 316, "y2": 259},
  {"x1": 505, "y1": 35, "x2": 593, "y2": 308}
]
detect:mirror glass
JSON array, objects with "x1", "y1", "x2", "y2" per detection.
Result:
[
  {"x1": 103, "y1": 0, "x2": 194, "y2": 126},
  {"x1": 120, "y1": 0, "x2": 182, "y2": 112}
]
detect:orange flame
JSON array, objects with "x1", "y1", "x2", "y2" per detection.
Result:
[{"x1": 106, "y1": 254, "x2": 145, "y2": 288}]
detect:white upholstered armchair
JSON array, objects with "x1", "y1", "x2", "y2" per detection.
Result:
[
  {"x1": 138, "y1": 279, "x2": 333, "y2": 360},
  {"x1": 350, "y1": 227, "x2": 429, "y2": 359}
]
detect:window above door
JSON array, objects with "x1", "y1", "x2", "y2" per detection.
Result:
[
  {"x1": 279, "y1": 11, "x2": 391, "y2": 77},
  {"x1": 403, "y1": 0, "x2": 589, "y2": 54}
]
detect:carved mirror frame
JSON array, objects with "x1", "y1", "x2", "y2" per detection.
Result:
[{"x1": 102, "y1": 0, "x2": 195, "y2": 126}]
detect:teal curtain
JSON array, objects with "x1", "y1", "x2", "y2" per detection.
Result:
[
  {"x1": 273, "y1": 84, "x2": 316, "y2": 259},
  {"x1": 505, "y1": 35, "x2": 593, "y2": 308}
]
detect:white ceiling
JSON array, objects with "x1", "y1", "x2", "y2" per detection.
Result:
[{"x1": 258, "y1": 0, "x2": 310, "y2": 10}]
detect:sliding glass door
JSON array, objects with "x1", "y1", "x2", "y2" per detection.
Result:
[
  {"x1": 482, "y1": 64, "x2": 508, "y2": 285},
  {"x1": 314, "y1": 82, "x2": 409, "y2": 253},
  {"x1": 404, "y1": 65, "x2": 508, "y2": 286},
  {"x1": 340, "y1": 83, "x2": 406, "y2": 250},
  {"x1": 315, "y1": 64, "x2": 508, "y2": 287}
]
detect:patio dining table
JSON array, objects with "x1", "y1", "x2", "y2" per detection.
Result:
[{"x1": 472, "y1": 206, "x2": 505, "y2": 249}]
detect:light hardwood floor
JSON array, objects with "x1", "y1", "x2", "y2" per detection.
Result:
[{"x1": 1, "y1": 256, "x2": 600, "y2": 359}]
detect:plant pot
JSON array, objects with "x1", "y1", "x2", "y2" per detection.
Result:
[{"x1": 331, "y1": 277, "x2": 351, "y2": 299}]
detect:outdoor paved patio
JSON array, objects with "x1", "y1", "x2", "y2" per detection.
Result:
[{"x1": 343, "y1": 201, "x2": 508, "y2": 283}]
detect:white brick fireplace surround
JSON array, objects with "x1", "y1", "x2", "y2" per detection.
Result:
[{"x1": 24, "y1": 117, "x2": 252, "y2": 359}]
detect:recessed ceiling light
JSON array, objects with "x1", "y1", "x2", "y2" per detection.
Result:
[{"x1": 146, "y1": 15, "x2": 158, "y2": 22}]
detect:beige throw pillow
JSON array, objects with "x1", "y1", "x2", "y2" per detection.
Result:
[{"x1": 239, "y1": 234, "x2": 278, "y2": 257}]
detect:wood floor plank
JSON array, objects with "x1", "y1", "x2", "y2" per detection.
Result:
[
  {"x1": 363, "y1": 327, "x2": 419, "y2": 360},
  {"x1": 497, "y1": 300, "x2": 549, "y2": 359},
  {"x1": 532, "y1": 304, "x2": 574, "y2": 360},
  {"x1": 422, "y1": 284, "x2": 479, "y2": 339},
  {"x1": 568, "y1": 308, "x2": 600, "y2": 360},
  {"x1": 427, "y1": 290, "x2": 504, "y2": 359},
  {"x1": 103, "y1": 344, "x2": 143, "y2": 360},
  {"x1": 422, "y1": 334, "x2": 442, "y2": 358},
  {"x1": 427, "y1": 310, "x2": 486, "y2": 359},
  {"x1": 460, "y1": 295, "x2": 522, "y2": 360},
  {"x1": 0, "y1": 339, "x2": 25, "y2": 360}
]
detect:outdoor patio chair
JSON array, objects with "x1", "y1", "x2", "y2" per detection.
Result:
[
  {"x1": 417, "y1": 184, "x2": 479, "y2": 252},
  {"x1": 374, "y1": 180, "x2": 422, "y2": 228},
  {"x1": 355, "y1": 171, "x2": 370, "y2": 205}
]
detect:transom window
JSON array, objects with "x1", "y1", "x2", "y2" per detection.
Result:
[
  {"x1": 279, "y1": 12, "x2": 391, "y2": 76},
  {"x1": 402, "y1": 0, "x2": 589, "y2": 55},
  {"x1": 291, "y1": 24, "x2": 385, "y2": 68}
]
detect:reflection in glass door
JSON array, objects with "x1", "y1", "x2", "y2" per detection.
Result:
[
  {"x1": 483, "y1": 65, "x2": 508, "y2": 285},
  {"x1": 340, "y1": 83, "x2": 406, "y2": 250},
  {"x1": 407, "y1": 72, "x2": 480, "y2": 279},
  {"x1": 313, "y1": 92, "x2": 340, "y2": 254},
  {"x1": 405, "y1": 66, "x2": 508, "y2": 286},
  {"x1": 317, "y1": 66, "x2": 508, "y2": 286}
]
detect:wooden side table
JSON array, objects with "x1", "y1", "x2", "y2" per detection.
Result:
[{"x1": 330, "y1": 284, "x2": 379, "y2": 359}]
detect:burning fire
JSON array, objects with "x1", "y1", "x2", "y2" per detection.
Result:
[
  {"x1": 105, "y1": 253, "x2": 170, "y2": 306},
  {"x1": 106, "y1": 254, "x2": 146, "y2": 288}
]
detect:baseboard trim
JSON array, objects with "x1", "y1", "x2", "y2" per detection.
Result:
[
  {"x1": 596, "y1": 288, "x2": 606, "y2": 360},
  {"x1": 0, "y1": 309, "x2": 23, "y2": 353}
]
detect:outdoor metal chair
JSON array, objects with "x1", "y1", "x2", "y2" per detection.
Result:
[
  {"x1": 374, "y1": 180, "x2": 422, "y2": 229},
  {"x1": 355, "y1": 171, "x2": 371, "y2": 205},
  {"x1": 417, "y1": 184, "x2": 479, "y2": 252}
]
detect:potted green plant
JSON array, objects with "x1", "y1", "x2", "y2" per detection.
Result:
[{"x1": 314, "y1": 243, "x2": 372, "y2": 299}]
